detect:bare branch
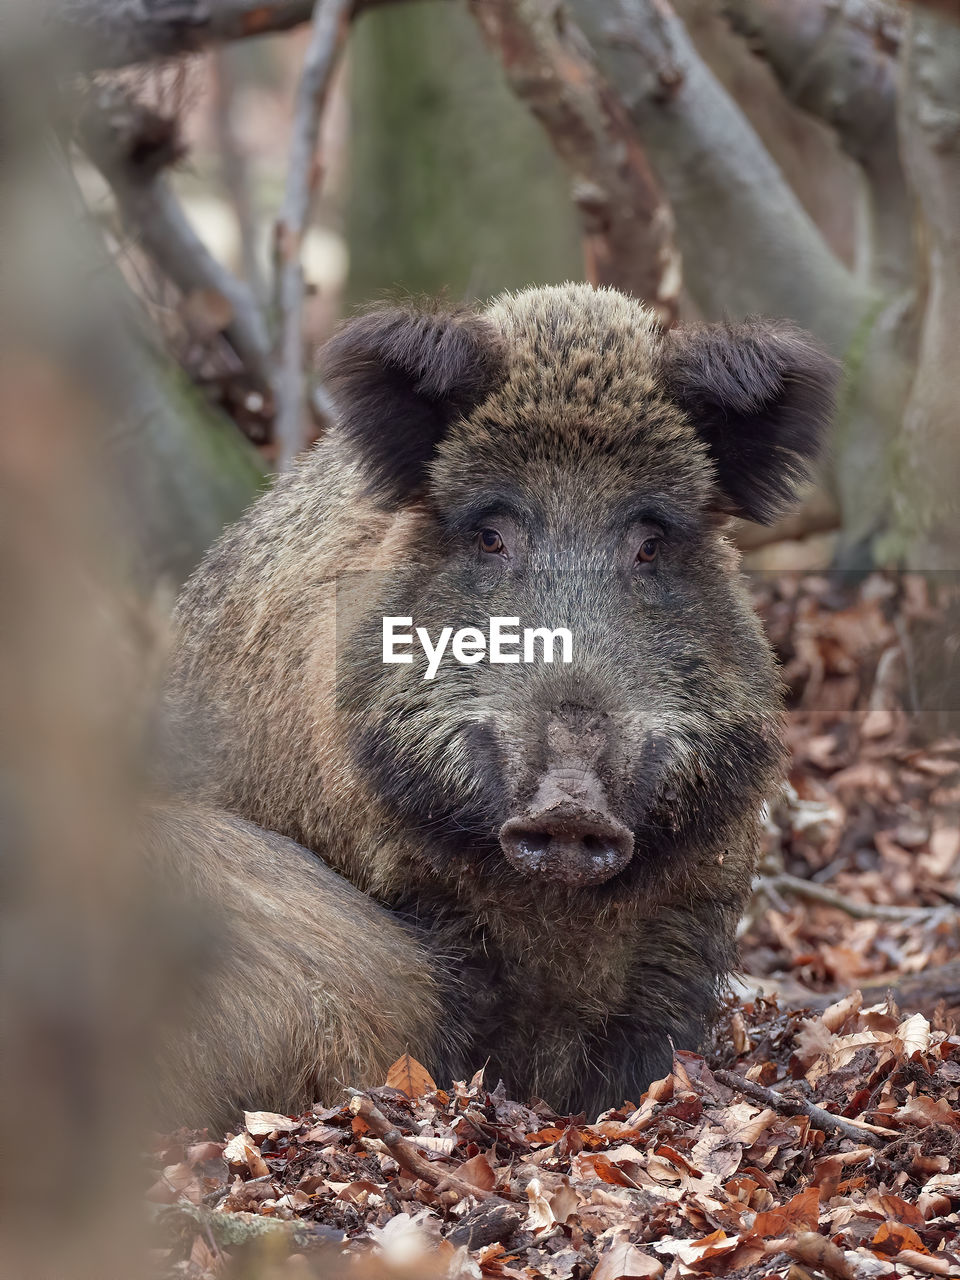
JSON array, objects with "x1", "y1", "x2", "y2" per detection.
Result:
[
  {"x1": 468, "y1": 0, "x2": 680, "y2": 324},
  {"x1": 720, "y1": 0, "x2": 915, "y2": 294},
  {"x1": 273, "y1": 0, "x2": 351, "y2": 470},
  {"x1": 347, "y1": 1091, "x2": 505, "y2": 1203},
  {"x1": 79, "y1": 85, "x2": 274, "y2": 397},
  {"x1": 566, "y1": 0, "x2": 873, "y2": 354},
  {"x1": 711, "y1": 1068, "x2": 895, "y2": 1146},
  {"x1": 37, "y1": 0, "x2": 304, "y2": 69},
  {"x1": 756, "y1": 872, "x2": 955, "y2": 926},
  {"x1": 720, "y1": 0, "x2": 901, "y2": 160},
  {"x1": 41, "y1": 0, "x2": 402, "y2": 72}
]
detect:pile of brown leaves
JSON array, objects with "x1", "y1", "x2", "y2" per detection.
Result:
[
  {"x1": 744, "y1": 572, "x2": 959, "y2": 1010},
  {"x1": 149, "y1": 572, "x2": 960, "y2": 1279},
  {"x1": 151, "y1": 992, "x2": 960, "y2": 1280}
]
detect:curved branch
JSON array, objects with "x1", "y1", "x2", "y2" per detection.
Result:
[
  {"x1": 78, "y1": 84, "x2": 275, "y2": 397},
  {"x1": 721, "y1": 0, "x2": 900, "y2": 168},
  {"x1": 468, "y1": 0, "x2": 680, "y2": 323},
  {"x1": 720, "y1": 0, "x2": 915, "y2": 293},
  {"x1": 566, "y1": 0, "x2": 873, "y2": 355}
]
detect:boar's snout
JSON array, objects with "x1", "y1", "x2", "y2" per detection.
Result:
[
  {"x1": 498, "y1": 708, "x2": 635, "y2": 886},
  {"x1": 499, "y1": 793, "x2": 634, "y2": 888}
]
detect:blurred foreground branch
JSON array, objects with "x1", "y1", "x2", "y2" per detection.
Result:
[
  {"x1": 1, "y1": 88, "x2": 229, "y2": 1280},
  {"x1": 42, "y1": 0, "x2": 397, "y2": 70},
  {"x1": 14, "y1": 128, "x2": 263, "y2": 584}
]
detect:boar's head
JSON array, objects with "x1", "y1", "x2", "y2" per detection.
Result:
[{"x1": 324, "y1": 284, "x2": 837, "y2": 895}]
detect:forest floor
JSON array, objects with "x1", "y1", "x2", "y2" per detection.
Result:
[{"x1": 149, "y1": 572, "x2": 960, "y2": 1280}]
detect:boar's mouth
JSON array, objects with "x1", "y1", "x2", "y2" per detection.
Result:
[{"x1": 498, "y1": 798, "x2": 634, "y2": 888}]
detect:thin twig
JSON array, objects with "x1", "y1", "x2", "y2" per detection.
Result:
[
  {"x1": 756, "y1": 873, "x2": 954, "y2": 925},
  {"x1": 273, "y1": 0, "x2": 351, "y2": 470},
  {"x1": 712, "y1": 1068, "x2": 895, "y2": 1148},
  {"x1": 346, "y1": 1090, "x2": 502, "y2": 1203}
]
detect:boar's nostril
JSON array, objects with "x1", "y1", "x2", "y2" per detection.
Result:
[{"x1": 498, "y1": 806, "x2": 634, "y2": 888}]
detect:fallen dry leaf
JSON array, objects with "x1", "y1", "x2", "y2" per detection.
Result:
[
  {"x1": 592, "y1": 1238, "x2": 664, "y2": 1279},
  {"x1": 386, "y1": 1052, "x2": 437, "y2": 1099}
]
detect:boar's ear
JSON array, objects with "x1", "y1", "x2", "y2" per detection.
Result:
[
  {"x1": 319, "y1": 305, "x2": 506, "y2": 504},
  {"x1": 660, "y1": 319, "x2": 839, "y2": 524}
]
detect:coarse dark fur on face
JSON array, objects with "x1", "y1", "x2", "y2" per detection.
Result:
[
  {"x1": 167, "y1": 283, "x2": 837, "y2": 1121},
  {"x1": 327, "y1": 287, "x2": 832, "y2": 894}
]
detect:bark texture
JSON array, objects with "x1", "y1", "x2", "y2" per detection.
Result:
[
  {"x1": 566, "y1": 0, "x2": 872, "y2": 354},
  {"x1": 889, "y1": 5, "x2": 960, "y2": 567},
  {"x1": 469, "y1": 0, "x2": 680, "y2": 323},
  {"x1": 721, "y1": 0, "x2": 914, "y2": 292}
]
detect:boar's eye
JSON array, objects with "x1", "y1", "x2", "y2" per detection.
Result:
[
  {"x1": 477, "y1": 528, "x2": 507, "y2": 557},
  {"x1": 634, "y1": 536, "x2": 661, "y2": 570}
]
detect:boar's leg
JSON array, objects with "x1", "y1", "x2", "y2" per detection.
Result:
[
  {"x1": 142, "y1": 804, "x2": 445, "y2": 1133},
  {"x1": 438, "y1": 897, "x2": 738, "y2": 1116}
]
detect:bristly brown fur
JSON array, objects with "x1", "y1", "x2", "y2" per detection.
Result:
[
  {"x1": 144, "y1": 804, "x2": 446, "y2": 1132},
  {"x1": 162, "y1": 283, "x2": 837, "y2": 1129}
]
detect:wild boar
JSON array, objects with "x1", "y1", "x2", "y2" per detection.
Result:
[{"x1": 163, "y1": 283, "x2": 836, "y2": 1128}]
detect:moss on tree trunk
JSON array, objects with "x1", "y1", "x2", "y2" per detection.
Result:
[{"x1": 346, "y1": 1, "x2": 582, "y2": 305}]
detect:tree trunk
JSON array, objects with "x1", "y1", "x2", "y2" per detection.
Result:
[
  {"x1": 887, "y1": 4, "x2": 960, "y2": 568},
  {"x1": 346, "y1": 1, "x2": 583, "y2": 304}
]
